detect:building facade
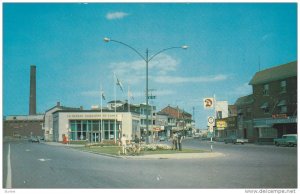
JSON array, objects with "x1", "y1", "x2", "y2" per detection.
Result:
[
  {"x1": 4, "y1": 115, "x2": 44, "y2": 137},
  {"x1": 234, "y1": 61, "x2": 297, "y2": 143},
  {"x1": 160, "y1": 105, "x2": 194, "y2": 136},
  {"x1": 51, "y1": 110, "x2": 140, "y2": 142}
]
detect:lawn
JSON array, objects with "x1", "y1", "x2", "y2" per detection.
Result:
[{"x1": 74, "y1": 145, "x2": 208, "y2": 156}]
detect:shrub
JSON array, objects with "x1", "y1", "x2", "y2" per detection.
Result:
[{"x1": 140, "y1": 144, "x2": 172, "y2": 151}]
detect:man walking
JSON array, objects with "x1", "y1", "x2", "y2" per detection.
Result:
[{"x1": 121, "y1": 134, "x2": 127, "y2": 155}]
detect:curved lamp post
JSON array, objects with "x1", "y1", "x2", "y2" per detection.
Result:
[{"x1": 104, "y1": 37, "x2": 188, "y2": 143}]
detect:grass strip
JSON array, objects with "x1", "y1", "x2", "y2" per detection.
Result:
[{"x1": 74, "y1": 146, "x2": 208, "y2": 156}]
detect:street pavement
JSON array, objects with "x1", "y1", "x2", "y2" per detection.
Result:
[{"x1": 3, "y1": 138, "x2": 298, "y2": 189}]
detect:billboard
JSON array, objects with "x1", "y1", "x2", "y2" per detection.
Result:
[{"x1": 216, "y1": 119, "x2": 227, "y2": 130}]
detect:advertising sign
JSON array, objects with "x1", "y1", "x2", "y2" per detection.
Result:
[
  {"x1": 216, "y1": 119, "x2": 227, "y2": 130},
  {"x1": 203, "y1": 98, "x2": 214, "y2": 109}
]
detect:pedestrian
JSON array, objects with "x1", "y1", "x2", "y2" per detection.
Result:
[
  {"x1": 134, "y1": 135, "x2": 140, "y2": 154},
  {"x1": 178, "y1": 132, "x2": 183, "y2": 151},
  {"x1": 172, "y1": 132, "x2": 178, "y2": 150},
  {"x1": 121, "y1": 134, "x2": 127, "y2": 155}
]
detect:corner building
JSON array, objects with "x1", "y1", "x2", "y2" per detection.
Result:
[
  {"x1": 51, "y1": 110, "x2": 140, "y2": 142},
  {"x1": 248, "y1": 61, "x2": 297, "y2": 143}
]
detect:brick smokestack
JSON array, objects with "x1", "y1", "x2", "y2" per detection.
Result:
[{"x1": 29, "y1": 65, "x2": 36, "y2": 115}]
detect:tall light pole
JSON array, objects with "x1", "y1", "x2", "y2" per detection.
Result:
[{"x1": 104, "y1": 37, "x2": 188, "y2": 143}]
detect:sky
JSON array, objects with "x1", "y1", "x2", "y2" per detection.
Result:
[{"x1": 3, "y1": 2, "x2": 297, "y2": 128}]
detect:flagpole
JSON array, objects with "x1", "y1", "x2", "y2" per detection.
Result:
[
  {"x1": 114, "y1": 72, "x2": 117, "y2": 144},
  {"x1": 128, "y1": 85, "x2": 130, "y2": 113},
  {"x1": 100, "y1": 84, "x2": 103, "y2": 142}
]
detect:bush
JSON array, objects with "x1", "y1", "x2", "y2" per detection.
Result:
[{"x1": 141, "y1": 144, "x2": 172, "y2": 151}]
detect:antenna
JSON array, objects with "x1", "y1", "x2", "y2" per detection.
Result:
[{"x1": 258, "y1": 55, "x2": 261, "y2": 71}]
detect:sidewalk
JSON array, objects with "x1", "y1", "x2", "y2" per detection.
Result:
[{"x1": 42, "y1": 141, "x2": 84, "y2": 147}]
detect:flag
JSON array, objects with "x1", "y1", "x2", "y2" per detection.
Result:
[
  {"x1": 116, "y1": 77, "x2": 124, "y2": 92},
  {"x1": 128, "y1": 90, "x2": 134, "y2": 100},
  {"x1": 101, "y1": 91, "x2": 106, "y2": 100}
]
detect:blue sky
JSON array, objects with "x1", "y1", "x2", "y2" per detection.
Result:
[{"x1": 3, "y1": 3, "x2": 297, "y2": 128}]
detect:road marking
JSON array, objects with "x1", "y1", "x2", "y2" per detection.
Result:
[
  {"x1": 6, "y1": 144, "x2": 12, "y2": 188},
  {"x1": 38, "y1": 158, "x2": 51, "y2": 162}
]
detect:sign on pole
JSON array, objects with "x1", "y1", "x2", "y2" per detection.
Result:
[
  {"x1": 207, "y1": 116, "x2": 215, "y2": 126},
  {"x1": 208, "y1": 126, "x2": 214, "y2": 133},
  {"x1": 203, "y1": 98, "x2": 214, "y2": 109}
]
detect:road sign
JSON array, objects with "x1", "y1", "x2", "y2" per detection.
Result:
[{"x1": 207, "y1": 116, "x2": 215, "y2": 126}]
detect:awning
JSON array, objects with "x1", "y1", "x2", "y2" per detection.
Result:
[
  {"x1": 254, "y1": 125, "x2": 271, "y2": 128},
  {"x1": 260, "y1": 102, "x2": 268, "y2": 109},
  {"x1": 277, "y1": 100, "x2": 286, "y2": 106}
]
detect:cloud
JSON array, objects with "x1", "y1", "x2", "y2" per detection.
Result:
[
  {"x1": 154, "y1": 74, "x2": 229, "y2": 84},
  {"x1": 230, "y1": 82, "x2": 252, "y2": 96},
  {"x1": 106, "y1": 12, "x2": 129, "y2": 20},
  {"x1": 109, "y1": 53, "x2": 179, "y2": 85},
  {"x1": 80, "y1": 91, "x2": 100, "y2": 97}
]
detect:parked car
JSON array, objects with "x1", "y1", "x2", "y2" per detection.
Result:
[
  {"x1": 159, "y1": 136, "x2": 167, "y2": 141},
  {"x1": 224, "y1": 135, "x2": 248, "y2": 144},
  {"x1": 274, "y1": 134, "x2": 297, "y2": 147},
  {"x1": 29, "y1": 136, "x2": 40, "y2": 143}
]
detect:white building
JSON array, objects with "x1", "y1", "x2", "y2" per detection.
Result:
[{"x1": 51, "y1": 110, "x2": 140, "y2": 142}]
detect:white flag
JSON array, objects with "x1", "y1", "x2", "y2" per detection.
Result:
[{"x1": 116, "y1": 77, "x2": 124, "y2": 92}]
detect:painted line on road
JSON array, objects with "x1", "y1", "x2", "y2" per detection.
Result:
[{"x1": 6, "y1": 144, "x2": 12, "y2": 188}]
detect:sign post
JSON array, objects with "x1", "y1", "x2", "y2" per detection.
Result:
[{"x1": 207, "y1": 117, "x2": 215, "y2": 152}]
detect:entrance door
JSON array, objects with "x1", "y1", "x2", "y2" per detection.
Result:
[
  {"x1": 90, "y1": 132, "x2": 100, "y2": 142},
  {"x1": 243, "y1": 128, "x2": 247, "y2": 139}
]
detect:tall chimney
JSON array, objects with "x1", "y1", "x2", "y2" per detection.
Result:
[{"x1": 29, "y1": 65, "x2": 36, "y2": 115}]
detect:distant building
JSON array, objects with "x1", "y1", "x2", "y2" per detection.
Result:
[
  {"x1": 214, "y1": 101, "x2": 228, "y2": 138},
  {"x1": 3, "y1": 114, "x2": 44, "y2": 137},
  {"x1": 235, "y1": 94, "x2": 255, "y2": 141},
  {"x1": 160, "y1": 105, "x2": 193, "y2": 136}
]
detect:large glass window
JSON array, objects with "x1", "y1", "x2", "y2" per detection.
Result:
[
  {"x1": 92, "y1": 121, "x2": 100, "y2": 131},
  {"x1": 68, "y1": 119, "x2": 119, "y2": 141}
]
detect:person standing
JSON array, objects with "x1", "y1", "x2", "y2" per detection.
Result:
[
  {"x1": 178, "y1": 132, "x2": 183, "y2": 151},
  {"x1": 121, "y1": 134, "x2": 127, "y2": 155},
  {"x1": 172, "y1": 132, "x2": 178, "y2": 150},
  {"x1": 134, "y1": 135, "x2": 140, "y2": 154}
]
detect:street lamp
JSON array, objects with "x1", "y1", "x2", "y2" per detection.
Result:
[{"x1": 104, "y1": 37, "x2": 188, "y2": 143}]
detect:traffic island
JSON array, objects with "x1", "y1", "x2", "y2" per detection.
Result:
[{"x1": 71, "y1": 144, "x2": 224, "y2": 159}]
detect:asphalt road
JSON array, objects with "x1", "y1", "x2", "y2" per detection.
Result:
[{"x1": 3, "y1": 138, "x2": 297, "y2": 189}]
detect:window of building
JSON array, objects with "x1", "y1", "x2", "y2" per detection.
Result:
[
  {"x1": 217, "y1": 111, "x2": 222, "y2": 119},
  {"x1": 281, "y1": 106, "x2": 287, "y2": 113},
  {"x1": 280, "y1": 80, "x2": 287, "y2": 93},
  {"x1": 263, "y1": 84, "x2": 269, "y2": 96},
  {"x1": 246, "y1": 107, "x2": 252, "y2": 117},
  {"x1": 277, "y1": 100, "x2": 287, "y2": 113},
  {"x1": 260, "y1": 102, "x2": 269, "y2": 114}
]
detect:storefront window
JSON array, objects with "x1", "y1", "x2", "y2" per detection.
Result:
[{"x1": 68, "y1": 119, "x2": 120, "y2": 141}]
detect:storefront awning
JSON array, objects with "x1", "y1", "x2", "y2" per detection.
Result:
[
  {"x1": 253, "y1": 125, "x2": 271, "y2": 128},
  {"x1": 277, "y1": 100, "x2": 286, "y2": 106}
]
